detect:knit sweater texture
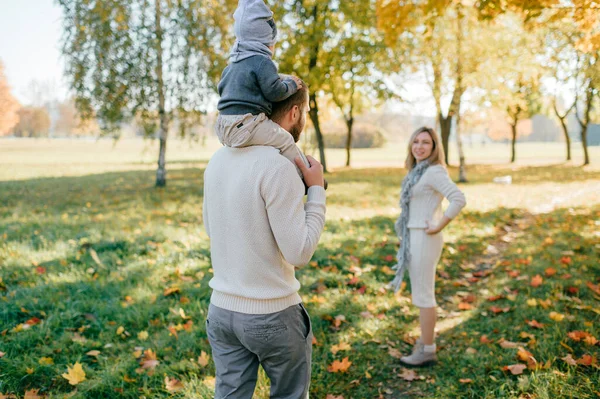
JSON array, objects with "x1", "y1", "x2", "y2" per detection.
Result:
[
  {"x1": 203, "y1": 146, "x2": 326, "y2": 314},
  {"x1": 406, "y1": 164, "x2": 466, "y2": 228}
]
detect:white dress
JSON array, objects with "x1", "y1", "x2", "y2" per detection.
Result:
[{"x1": 405, "y1": 165, "x2": 466, "y2": 307}]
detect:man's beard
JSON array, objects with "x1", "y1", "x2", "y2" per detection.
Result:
[{"x1": 289, "y1": 122, "x2": 302, "y2": 143}]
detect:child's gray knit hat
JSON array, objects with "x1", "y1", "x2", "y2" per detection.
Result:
[{"x1": 233, "y1": 0, "x2": 277, "y2": 46}]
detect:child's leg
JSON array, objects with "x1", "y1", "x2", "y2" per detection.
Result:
[
  {"x1": 215, "y1": 113, "x2": 257, "y2": 147},
  {"x1": 248, "y1": 117, "x2": 310, "y2": 178}
]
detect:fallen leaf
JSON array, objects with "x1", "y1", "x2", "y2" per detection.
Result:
[
  {"x1": 163, "y1": 287, "x2": 181, "y2": 296},
  {"x1": 165, "y1": 376, "x2": 184, "y2": 392},
  {"x1": 24, "y1": 390, "x2": 43, "y2": 399},
  {"x1": 197, "y1": 351, "x2": 210, "y2": 367},
  {"x1": 466, "y1": 347, "x2": 477, "y2": 354},
  {"x1": 388, "y1": 347, "x2": 402, "y2": 359},
  {"x1": 399, "y1": 368, "x2": 418, "y2": 381},
  {"x1": 504, "y1": 364, "x2": 527, "y2": 375},
  {"x1": 545, "y1": 267, "x2": 557, "y2": 277},
  {"x1": 459, "y1": 378, "x2": 473, "y2": 383},
  {"x1": 586, "y1": 282, "x2": 600, "y2": 296},
  {"x1": 140, "y1": 349, "x2": 159, "y2": 369},
  {"x1": 517, "y1": 347, "x2": 534, "y2": 362},
  {"x1": 328, "y1": 357, "x2": 352, "y2": 373},
  {"x1": 86, "y1": 350, "x2": 101, "y2": 357},
  {"x1": 138, "y1": 331, "x2": 149, "y2": 341},
  {"x1": 526, "y1": 320, "x2": 545, "y2": 329},
  {"x1": 116, "y1": 326, "x2": 124, "y2": 335},
  {"x1": 458, "y1": 302, "x2": 473, "y2": 311},
  {"x1": 331, "y1": 342, "x2": 351, "y2": 355},
  {"x1": 530, "y1": 275, "x2": 543, "y2": 288},
  {"x1": 62, "y1": 362, "x2": 86, "y2": 385},
  {"x1": 562, "y1": 354, "x2": 577, "y2": 366},
  {"x1": 490, "y1": 306, "x2": 511, "y2": 314},
  {"x1": 480, "y1": 335, "x2": 492, "y2": 344},
  {"x1": 499, "y1": 340, "x2": 520, "y2": 349},
  {"x1": 38, "y1": 357, "x2": 54, "y2": 365},
  {"x1": 526, "y1": 299, "x2": 537, "y2": 307},
  {"x1": 584, "y1": 335, "x2": 598, "y2": 346},
  {"x1": 576, "y1": 354, "x2": 597, "y2": 366},
  {"x1": 123, "y1": 375, "x2": 137, "y2": 383},
  {"x1": 0, "y1": 351, "x2": 4, "y2": 358},
  {"x1": 326, "y1": 395, "x2": 344, "y2": 399},
  {"x1": 549, "y1": 312, "x2": 565, "y2": 321}
]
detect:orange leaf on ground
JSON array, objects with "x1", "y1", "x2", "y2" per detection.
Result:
[
  {"x1": 487, "y1": 294, "x2": 505, "y2": 302},
  {"x1": 326, "y1": 395, "x2": 344, "y2": 399},
  {"x1": 459, "y1": 378, "x2": 473, "y2": 383},
  {"x1": 24, "y1": 390, "x2": 43, "y2": 399},
  {"x1": 526, "y1": 320, "x2": 545, "y2": 329},
  {"x1": 545, "y1": 267, "x2": 557, "y2": 277},
  {"x1": 328, "y1": 357, "x2": 352, "y2": 373},
  {"x1": 458, "y1": 302, "x2": 473, "y2": 310},
  {"x1": 490, "y1": 306, "x2": 511, "y2": 314},
  {"x1": 576, "y1": 354, "x2": 597, "y2": 366},
  {"x1": 197, "y1": 351, "x2": 210, "y2": 367},
  {"x1": 530, "y1": 275, "x2": 543, "y2": 287},
  {"x1": 517, "y1": 347, "x2": 534, "y2": 362},
  {"x1": 586, "y1": 282, "x2": 600, "y2": 295},
  {"x1": 480, "y1": 335, "x2": 492, "y2": 344}
]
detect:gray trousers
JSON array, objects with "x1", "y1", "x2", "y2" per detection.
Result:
[{"x1": 206, "y1": 303, "x2": 313, "y2": 399}]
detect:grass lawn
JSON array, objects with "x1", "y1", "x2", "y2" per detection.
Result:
[{"x1": 0, "y1": 139, "x2": 599, "y2": 398}]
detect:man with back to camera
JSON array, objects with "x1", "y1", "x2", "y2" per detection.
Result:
[{"x1": 202, "y1": 81, "x2": 326, "y2": 398}]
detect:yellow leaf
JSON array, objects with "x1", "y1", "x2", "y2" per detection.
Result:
[
  {"x1": 116, "y1": 326, "x2": 124, "y2": 335},
  {"x1": 62, "y1": 362, "x2": 86, "y2": 385},
  {"x1": 198, "y1": 351, "x2": 210, "y2": 367},
  {"x1": 549, "y1": 312, "x2": 565, "y2": 322},
  {"x1": 38, "y1": 357, "x2": 54, "y2": 365},
  {"x1": 124, "y1": 375, "x2": 137, "y2": 383},
  {"x1": 330, "y1": 342, "x2": 351, "y2": 355},
  {"x1": 138, "y1": 331, "x2": 149, "y2": 341},
  {"x1": 26, "y1": 368, "x2": 34, "y2": 374},
  {"x1": 526, "y1": 299, "x2": 537, "y2": 307}
]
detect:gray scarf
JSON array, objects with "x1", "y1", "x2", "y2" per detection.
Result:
[{"x1": 390, "y1": 160, "x2": 431, "y2": 292}]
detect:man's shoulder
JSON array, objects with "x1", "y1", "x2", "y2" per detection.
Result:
[{"x1": 207, "y1": 146, "x2": 290, "y2": 168}]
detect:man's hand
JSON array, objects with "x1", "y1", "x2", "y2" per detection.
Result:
[
  {"x1": 290, "y1": 75, "x2": 303, "y2": 90},
  {"x1": 295, "y1": 155, "x2": 324, "y2": 188}
]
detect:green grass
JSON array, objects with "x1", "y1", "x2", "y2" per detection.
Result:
[{"x1": 0, "y1": 144, "x2": 599, "y2": 398}]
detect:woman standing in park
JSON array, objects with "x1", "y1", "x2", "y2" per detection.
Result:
[{"x1": 391, "y1": 126, "x2": 466, "y2": 366}]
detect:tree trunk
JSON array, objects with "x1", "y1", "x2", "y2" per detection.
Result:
[
  {"x1": 307, "y1": 4, "x2": 327, "y2": 172},
  {"x1": 345, "y1": 117, "x2": 353, "y2": 167},
  {"x1": 155, "y1": 0, "x2": 168, "y2": 187},
  {"x1": 455, "y1": 112, "x2": 467, "y2": 182},
  {"x1": 558, "y1": 118, "x2": 571, "y2": 161},
  {"x1": 439, "y1": 115, "x2": 451, "y2": 165},
  {"x1": 576, "y1": 85, "x2": 593, "y2": 166},
  {"x1": 553, "y1": 101, "x2": 572, "y2": 162},
  {"x1": 309, "y1": 93, "x2": 327, "y2": 173},
  {"x1": 510, "y1": 122, "x2": 517, "y2": 163}
]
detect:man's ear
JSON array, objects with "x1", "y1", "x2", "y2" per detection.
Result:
[{"x1": 291, "y1": 105, "x2": 300, "y2": 121}]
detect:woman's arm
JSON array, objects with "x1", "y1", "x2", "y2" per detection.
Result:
[{"x1": 425, "y1": 166, "x2": 466, "y2": 234}]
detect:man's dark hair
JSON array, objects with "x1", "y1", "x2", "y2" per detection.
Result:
[{"x1": 270, "y1": 80, "x2": 309, "y2": 124}]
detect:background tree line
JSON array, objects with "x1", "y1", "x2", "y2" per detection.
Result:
[{"x1": 1, "y1": 0, "x2": 598, "y2": 185}]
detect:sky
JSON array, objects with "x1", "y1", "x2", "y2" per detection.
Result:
[{"x1": 0, "y1": 0, "x2": 68, "y2": 104}]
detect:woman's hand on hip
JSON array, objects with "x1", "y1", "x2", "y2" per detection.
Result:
[{"x1": 425, "y1": 220, "x2": 441, "y2": 235}]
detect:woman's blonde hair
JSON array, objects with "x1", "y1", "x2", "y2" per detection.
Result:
[{"x1": 405, "y1": 126, "x2": 446, "y2": 171}]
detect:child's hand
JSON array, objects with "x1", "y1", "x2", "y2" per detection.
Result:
[{"x1": 290, "y1": 76, "x2": 303, "y2": 90}]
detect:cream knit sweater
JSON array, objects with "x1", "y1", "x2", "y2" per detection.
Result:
[
  {"x1": 407, "y1": 164, "x2": 466, "y2": 228},
  {"x1": 203, "y1": 146, "x2": 326, "y2": 314}
]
